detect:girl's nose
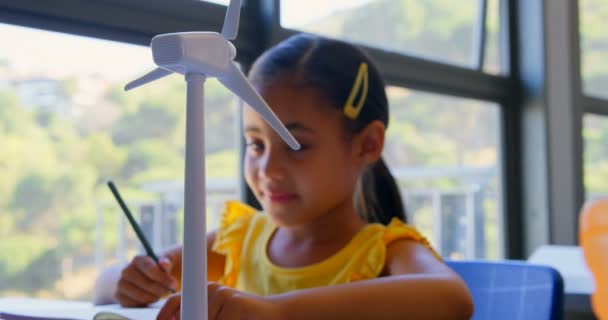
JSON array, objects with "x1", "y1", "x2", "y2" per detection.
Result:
[{"x1": 259, "y1": 148, "x2": 286, "y2": 181}]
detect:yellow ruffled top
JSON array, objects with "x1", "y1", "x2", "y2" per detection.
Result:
[{"x1": 212, "y1": 201, "x2": 441, "y2": 296}]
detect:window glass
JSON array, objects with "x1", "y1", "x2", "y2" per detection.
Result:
[
  {"x1": 0, "y1": 24, "x2": 239, "y2": 299},
  {"x1": 583, "y1": 114, "x2": 608, "y2": 199},
  {"x1": 484, "y1": 0, "x2": 503, "y2": 75},
  {"x1": 281, "y1": 0, "x2": 501, "y2": 71},
  {"x1": 385, "y1": 87, "x2": 502, "y2": 259},
  {"x1": 580, "y1": 0, "x2": 608, "y2": 99}
]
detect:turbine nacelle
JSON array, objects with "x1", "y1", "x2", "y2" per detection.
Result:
[{"x1": 152, "y1": 32, "x2": 237, "y2": 77}]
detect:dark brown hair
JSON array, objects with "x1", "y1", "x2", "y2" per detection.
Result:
[{"x1": 249, "y1": 33, "x2": 406, "y2": 225}]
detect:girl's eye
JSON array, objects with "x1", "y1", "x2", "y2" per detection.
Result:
[{"x1": 246, "y1": 141, "x2": 264, "y2": 155}]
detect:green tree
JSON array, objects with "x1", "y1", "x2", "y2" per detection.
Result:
[
  {"x1": 85, "y1": 133, "x2": 128, "y2": 183},
  {"x1": 580, "y1": 0, "x2": 608, "y2": 97}
]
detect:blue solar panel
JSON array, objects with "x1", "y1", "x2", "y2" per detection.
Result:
[{"x1": 446, "y1": 260, "x2": 564, "y2": 320}]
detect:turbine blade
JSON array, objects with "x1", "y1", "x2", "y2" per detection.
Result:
[
  {"x1": 124, "y1": 67, "x2": 173, "y2": 91},
  {"x1": 218, "y1": 62, "x2": 300, "y2": 150},
  {"x1": 221, "y1": 0, "x2": 241, "y2": 40}
]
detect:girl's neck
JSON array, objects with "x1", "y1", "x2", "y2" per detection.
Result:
[
  {"x1": 282, "y1": 200, "x2": 365, "y2": 245},
  {"x1": 267, "y1": 198, "x2": 367, "y2": 268}
]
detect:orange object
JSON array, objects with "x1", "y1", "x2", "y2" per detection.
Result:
[{"x1": 580, "y1": 199, "x2": 608, "y2": 319}]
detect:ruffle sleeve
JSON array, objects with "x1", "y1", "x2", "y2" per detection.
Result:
[
  {"x1": 347, "y1": 219, "x2": 442, "y2": 282},
  {"x1": 383, "y1": 217, "x2": 443, "y2": 261},
  {"x1": 211, "y1": 200, "x2": 257, "y2": 287}
]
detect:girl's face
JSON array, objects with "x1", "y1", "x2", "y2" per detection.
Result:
[{"x1": 243, "y1": 80, "x2": 363, "y2": 227}]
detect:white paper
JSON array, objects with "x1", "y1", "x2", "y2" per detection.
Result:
[{"x1": 0, "y1": 298, "x2": 161, "y2": 320}]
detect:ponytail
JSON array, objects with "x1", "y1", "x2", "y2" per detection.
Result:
[{"x1": 356, "y1": 158, "x2": 407, "y2": 225}]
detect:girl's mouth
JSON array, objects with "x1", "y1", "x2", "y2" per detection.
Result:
[{"x1": 266, "y1": 191, "x2": 297, "y2": 203}]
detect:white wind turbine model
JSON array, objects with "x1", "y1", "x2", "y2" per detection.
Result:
[{"x1": 124, "y1": 0, "x2": 300, "y2": 318}]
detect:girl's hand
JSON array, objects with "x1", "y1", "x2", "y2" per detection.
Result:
[
  {"x1": 115, "y1": 255, "x2": 178, "y2": 307},
  {"x1": 156, "y1": 283, "x2": 284, "y2": 320}
]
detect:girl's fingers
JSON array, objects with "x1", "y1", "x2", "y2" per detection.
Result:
[
  {"x1": 121, "y1": 264, "x2": 173, "y2": 298},
  {"x1": 156, "y1": 294, "x2": 182, "y2": 320},
  {"x1": 115, "y1": 291, "x2": 143, "y2": 308},
  {"x1": 207, "y1": 283, "x2": 221, "y2": 319},
  {"x1": 116, "y1": 278, "x2": 159, "y2": 306},
  {"x1": 208, "y1": 283, "x2": 237, "y2": 320},
  {"x1": 133, "y1": 255, "x2": 176, "y2": 290},
  {"x1": 158, "y1": 257, "x2": 173, "y2": 271}
]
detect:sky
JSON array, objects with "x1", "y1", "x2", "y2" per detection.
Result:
[
  {"x1": 206, "y1": 0, "x2": 373, "y2": 26},
  {"x1": 0, "y1": 24, "x2": 151, "y2": 81},
  {"x1": 280, "y1": 0, "x2": 373, "y2": 27},
  {"x1": 0, "y1": 0, "x2": 374, "y2": 81}
]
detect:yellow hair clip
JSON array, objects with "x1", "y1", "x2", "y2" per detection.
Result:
[{"x1": 344, "y1": 62, "x2": 369, "y2": 120}]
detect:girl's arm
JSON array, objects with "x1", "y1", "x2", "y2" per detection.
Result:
[
  {"x1": 161, "y1": 231, "x2": 227, "y2": 291},
  {"x1": 272, "y1": 240, "x2": 473, "y2": 320},
  {"x1": 93, "y1": 231, "x2": 226, "y2": 306}
]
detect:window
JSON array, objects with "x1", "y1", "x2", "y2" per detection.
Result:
[
  {"x1": 583, "y1": 114, "x2": 608, "y2": 199},
  {"x1": 281, "y1": 0, "x2": 501, "y2": 72},
  {"x1": 580, "y1": 0, "x2": 608, "y2": 99},
  {"x1": 0, "y1": 24, "x2": 239, "y2": 299},
  {"x1": 384, "y1": 87, "x2": 502, "y2": 259}
]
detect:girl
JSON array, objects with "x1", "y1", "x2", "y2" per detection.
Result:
[{"x1": 94, "y1": 33, "x2": 473, "y2": 319}]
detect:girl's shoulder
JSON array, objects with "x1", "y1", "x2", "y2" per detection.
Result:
[
  {"x1": 378, "y1": 218, "x2": 446, "y2": 277},
  {"x1": 380, "y1": 218, "x2": 442, "y2": 261},
  {"x1": 328, "y1": 218, "x2": 441, "y2": 282}
]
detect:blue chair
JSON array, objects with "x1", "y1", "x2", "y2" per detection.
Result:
[{"x1": 446, "y1": 260, "x2": 564, "y2": 320}]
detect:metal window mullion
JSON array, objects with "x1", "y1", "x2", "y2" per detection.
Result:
[
  {"x1": 584, "y1": 96, "x2": 608, "y2": 115},
  {"x1": 499, "y1": 0, "x2": 524, "y2": 260},
  {"x1": 544, "y1": 0, "x2": 585, "y2": 244},
  {"x1": 466, "y1": 190, "x2": 477, "y2": 258},
  {"x1": 499, "y1": 0, "x2": 512, "y2": 74},
  {"x1": 372, "y1": 49, "x2": 513, "y2": 102},
  {"x1": 432, "y1": 192, "x2": 443, "y2": 256},
  {"x1": 472, "y1": 0, "x2": 489, "y2": 70}
]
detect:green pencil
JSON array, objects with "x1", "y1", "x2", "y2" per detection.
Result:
[{"x1": 107, "y1": 180, "x2": 176, "y2": 294}]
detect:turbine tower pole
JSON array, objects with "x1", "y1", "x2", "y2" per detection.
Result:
[
  {"x1": 182, "y1": 72, "x2": 208, "y2": 320},
  {"x1": 123, "y1": 4, "x2": 299, "y2": 318}
]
